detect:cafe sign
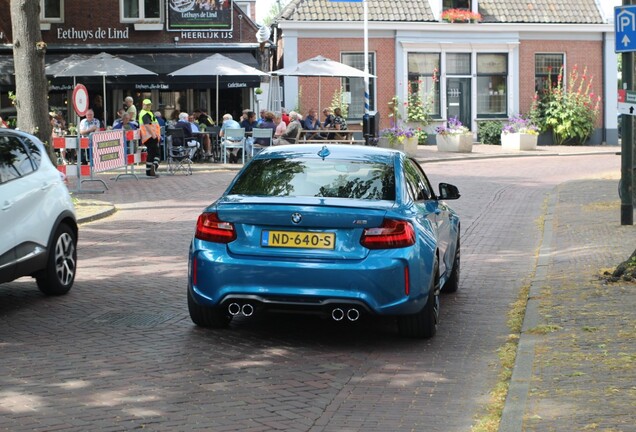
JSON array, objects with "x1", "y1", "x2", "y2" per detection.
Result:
[{"x1": 168, "y1": 0, "x2": 233, "y2": 31}]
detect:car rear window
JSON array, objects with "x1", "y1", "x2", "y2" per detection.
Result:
[{"x1": 230, "y1": 157, "x2": 395, "y2": 201}]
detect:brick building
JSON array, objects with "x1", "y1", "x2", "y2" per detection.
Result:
[
  {"x1": 0, "y1": 0, "x2": 269, "y2": 125},
  {"x1": 274, "y1": 0, "x2": 618, "y2": 144}
]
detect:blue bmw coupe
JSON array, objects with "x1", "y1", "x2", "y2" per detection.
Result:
[{"x1": 188, "y1": 144, "x2": 461, "y2": 338}]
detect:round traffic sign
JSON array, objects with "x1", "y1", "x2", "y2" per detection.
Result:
[{"x1": 72, "y1": 84, "x2": 89, "y2": 117}]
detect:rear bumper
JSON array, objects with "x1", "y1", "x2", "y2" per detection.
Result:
[{"x1": 189, "y1": 245, "x2": 433, "y2": 316}]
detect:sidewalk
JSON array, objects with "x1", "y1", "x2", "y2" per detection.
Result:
[{"x1": 73, "y1": 143, "x2": 635, "y2": 431}]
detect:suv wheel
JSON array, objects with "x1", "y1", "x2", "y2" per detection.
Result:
[{"x1": 36, "y1": 223, "x2": 77, "y2": 295}]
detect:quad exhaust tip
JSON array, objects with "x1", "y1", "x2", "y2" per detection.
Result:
[
  {"x1": 331, "y1": 307, "x2": 360, "y2": 322},
  {"x1": 228, "y1": 302, "x2": 255, "y2": 317},
  {"x1": 228, "y1": 303, "x2": 241, "y2": 316},
  {"x1": 241, "y1": 303, "x2": 254, "y2": 317}
]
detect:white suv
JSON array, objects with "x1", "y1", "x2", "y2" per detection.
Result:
[{"x1": 0, "y1": 129, "x2": 78, "y2": 295}]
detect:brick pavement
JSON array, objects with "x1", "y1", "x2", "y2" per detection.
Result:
[{"x1": 1, "y1": 143, "x2": 631, "y2": 431}]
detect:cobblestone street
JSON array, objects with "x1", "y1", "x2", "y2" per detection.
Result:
[{"x1": 0, "y1": 149, "x2": 628, "y2": 431}]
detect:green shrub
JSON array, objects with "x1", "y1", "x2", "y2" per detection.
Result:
[
  {"x1": 477, "y1": 120, "x2": 503, "y2": 145},
  {"x1": 529, "y1": 65, "x2": 600, "y2": 145}
]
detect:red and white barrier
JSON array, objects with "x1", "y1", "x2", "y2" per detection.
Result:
[{"x1": 53, "y1": 136, "x2": 91, "y2": 177}]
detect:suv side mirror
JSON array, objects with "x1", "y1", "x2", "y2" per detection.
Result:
[{"x1": 438, "y1": 183, "x2": 460, "y2": 200}]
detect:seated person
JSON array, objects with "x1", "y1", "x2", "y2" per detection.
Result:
[
  {"x1": 274, "y1": 112, "x2": 287, "y2": 138},
  {"x1": 190, "y1": 108, "x2": 214, "y2": 158},
  {"x1": 113, "y1": 112, "x2": 139, "y2": 130},
  {"x1": 255, "y1": 111, "x2": 276, "y2": 146},
  {"x1": 333, "y1": 107, "x2": 349, "y2": 139},
  {"x1": 79, "y1": 109, "x2": 101, "y2": 164},
  {"x1": 170, "y1": 112, "x2": 200, "y2": 159},
  {"x1": 322, "y1": 107, "x2": 336, "y2": 139},
  {"x1": 303, "y1": 108, "x2": 323, "y2": 140},
  {"x1": 274, "y1": 111, "x2": 302, "y2": 145},
  {"x1": 240, "y1": 111, "x2": 258, "y2": 132},
  {"x1": 219, "y1": 113, "x2": 242, "y2": 163}
]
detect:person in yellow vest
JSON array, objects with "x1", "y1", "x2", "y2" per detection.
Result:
[{"x1": 139, "y1": 98, "x2": 161, "y2": 177}]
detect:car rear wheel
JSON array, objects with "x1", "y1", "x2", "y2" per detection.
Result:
[
  {"x1": 36, "y1": 223, "x2": 77, "y2": 296},
  {"x1": 398, "y1": 260, "x2": 439, "y2": 339},
  {"x1": 442, "y1": 236, "x2": 460, "y2": 293},
  {"x1": 188, "y1": 289, "x2": 232, "y2": 328}
]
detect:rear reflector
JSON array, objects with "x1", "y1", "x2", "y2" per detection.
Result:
[
  {"x1": 360, "y1": 219, "x2": 416, "y2": 249},
  {"x1": 404, "y1": 265, "x2": 410, "y2": 296},
  {"x1": 195, "y1": 213, "x2": 236, "y2": 243}
]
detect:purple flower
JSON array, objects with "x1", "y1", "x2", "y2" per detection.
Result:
[
  {"x1": 502, "y1": 114, "x2": 538, "y2": 135},
  {"x1": 435, "y1": 116, "x2": 469, "y2": 135},
  {"x1": 380, "y1": 121, "x2": 415, "y2": 144}
]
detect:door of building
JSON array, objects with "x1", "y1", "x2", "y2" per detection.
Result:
[{"x1": 446, "y1": 77, "x2": 471, "y2": 130}]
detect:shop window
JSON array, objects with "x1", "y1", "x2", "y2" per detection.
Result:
[
  {"x1": 341, "y1": 53, "x2": 376, "y2": 120},
  {"x1": 535, "y1": 53, "x2": 564, "y2": 95},
  {"x1": 407, "y1": 53, "x2": 440, "y2": 118},
  {"x1": 40, "y1": 0, "x2": 63, "y2": 22},
  {"x1": 443, "y1": 0, "x2": 470, "y2": 10},
  {"x1": 121, "y1": 0, "x2": 162, "y2": 21},
  {"x1": 476, "y1": 53, "x2": 507, "y2": 117}
]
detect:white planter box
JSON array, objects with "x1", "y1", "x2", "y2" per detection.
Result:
[
  {"x1": 378, "y1": 137, "x2": 418, "y2": 156},
  {"x1": 501, "y1": 133, "x2": 538, "y2": 151},
  {"x1": 436, "y1": 134, "x2": 473, "y2": 153}
]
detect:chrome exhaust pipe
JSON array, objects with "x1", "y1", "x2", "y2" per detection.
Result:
[
  {"x1": 347, "y1": 308, "x2": 360, "y2": 322},
  {"x1": 228, "y1": 303, "x2": 241, "y2": 316},
  {"x1": 331, "y1": 308, "x2": 345, "y2": 321},
  {"x1": 241, "y1": 303, "x2": 254, "y2": 317}
]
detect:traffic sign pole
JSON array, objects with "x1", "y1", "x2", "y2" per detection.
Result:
[{"x1": 620, "y1": 0, "x2": 634, "y2": 225}]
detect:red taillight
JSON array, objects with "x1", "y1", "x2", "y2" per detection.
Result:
[
  {"x1": 195, "y1": 213, "x2": 236, "y2": 243},
  {"x1": 360, "y1": 219, "x2": 416, "y2": 249}
]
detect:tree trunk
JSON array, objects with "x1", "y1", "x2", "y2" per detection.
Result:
[{"x1": 10, "y1": 0, "x2": 53, "y2": 159}]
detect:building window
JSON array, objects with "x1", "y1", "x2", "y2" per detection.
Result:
[
  {"x1": 341, "y1": 53, "x2": 376, "y2": 120},
  {"x1": 535, "y1": 53, "x2": 564, "y2": 95},
  {"x1": 407, "y1": 53, "x2": 440, "y2": 118},
  {"x1": 476, "y1": 53, "x2": 507, "y2": 117},
  {"x1": 121, "y1": 0, "x2": 162, "y2": 21},
  {"x1": 40, "y1": 0, "x2": 63, "y2": 22},
  {"x1": 443, "y1": 0, "x2": 470, "y2": 10}
]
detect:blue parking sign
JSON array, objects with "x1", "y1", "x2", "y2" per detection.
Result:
[{"x1": 616, "y1": 6, "x2": 636, "y2": 53}]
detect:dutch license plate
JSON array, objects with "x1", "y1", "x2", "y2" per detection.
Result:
[{"x1": 261, "y1": 230, "x2": 335, "y2": 250}]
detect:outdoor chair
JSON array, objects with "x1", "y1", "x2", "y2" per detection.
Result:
[
  {"x1": 221, "y1": 128, "x2": 246, "y2": 164},
  {"x1": 251, "y1": 128, "x2": 273, "y2": 157},
  {"x1": 165, "y1": 127, "x2": 197, "y2": 175}
]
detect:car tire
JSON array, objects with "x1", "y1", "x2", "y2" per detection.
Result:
[
  {"x1": 398, "y1": 260, "x2": 439, "y2": 339},
  {"x1": 36, "y1": 223, "x2": 77, "y2": 296},
  {"x1": 187, "y1": 289, "x2": 232, "y2": 328},
  {"x1": 442, "y1": 236, "x2": 460, "y2": 294}
]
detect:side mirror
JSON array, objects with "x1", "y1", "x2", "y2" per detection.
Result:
[{"x1": 438, "y1": 183, "x2": 460, "y2": 200}]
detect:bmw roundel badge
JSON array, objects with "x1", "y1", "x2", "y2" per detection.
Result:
[{"x1": 291, "y1": 213, "x2": 302, "y2": 224}]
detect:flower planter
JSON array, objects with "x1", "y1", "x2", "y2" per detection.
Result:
[
  {"x1": 501, "y1": 133, "x2": 538, "y2": 151},
  {"x1": 378, "y1": 137, "x2": 418, "y2": 156},
  {"x1": 436, "y1": 134, "x2": 473, "y2": 153}
]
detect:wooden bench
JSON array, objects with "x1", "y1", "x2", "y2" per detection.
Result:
[
  {"x1": 299, "y1": 129, "x2": 355, "y2": 143},
  {"x1": 302, "y1": 139, "x2": 366, "y2": 145}
]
